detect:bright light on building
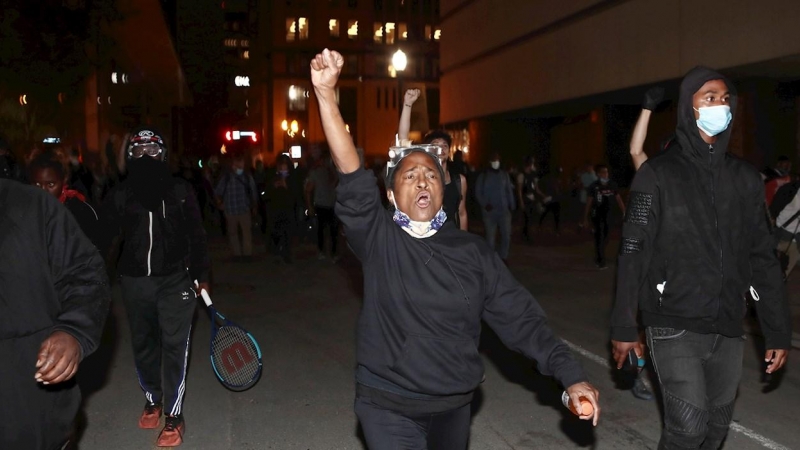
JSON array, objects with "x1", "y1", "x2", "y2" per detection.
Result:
[
  {"x1": 392, "y1": 49, "x2": 407, "y2": 72},
  {"x1": 220, "y1": 144, "x2": 227, "y2": 154},
  {"x1": 111, "y1": 72, "x2": 118, "y2": 84},
  {"x1": 329, "y1": 19, "x2": 338, "y2": 30},
  {"x1": 289, "y1": 85, "x2": 297, "y2": 100},
  {"x1": 347, "y1": 21, "x2": 358, "y2": 37},
  {"x1": 242, "y1": 50, "x2": 250, "y2": 59},
  {"x1": 235, "y1": 76, "x2": 250, "y2": 87},
  {"x1": 281, "y1": 120, "x2": 289, "y2": 131},
  {"x1": 434, "y1": 28, "x2": 442, "y2": 40},
  {"x1": 290, "y1": 120, "x2": 299, "y2": 133},
  {"x1": 290, "y1": 145, "x2": 302, "y2": 159}
]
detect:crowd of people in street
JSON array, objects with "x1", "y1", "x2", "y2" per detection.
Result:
[{"x1": 0, "y1": 50, "x2": 795, "y2": 450}]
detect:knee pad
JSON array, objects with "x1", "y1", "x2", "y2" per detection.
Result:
[{"x1": 663, "y1": 390, "x2": 708, "y2": 437}]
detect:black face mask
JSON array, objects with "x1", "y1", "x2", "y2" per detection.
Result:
[{"x1": 127, "y1": 156, "x2": 172, "y2": 211}]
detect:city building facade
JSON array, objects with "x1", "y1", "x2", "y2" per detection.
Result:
[
  {"x1": 221, "y1": 0, "x2": 443, "y2": 164},
  {"x1": 440, "y1": 0, "x2": 800, "y2": 180}
]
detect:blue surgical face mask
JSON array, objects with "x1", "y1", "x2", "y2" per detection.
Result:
[
  {"x1": 235, "y1": 168, "x2": 244, "y2": 176},
  {"x1": 694, "y1": 105, "x2": 732, "y2": 137}
]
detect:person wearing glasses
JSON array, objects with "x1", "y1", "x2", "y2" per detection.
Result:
[{"x1": 99, "y1": 127, "x2": 210, "y2": 447}]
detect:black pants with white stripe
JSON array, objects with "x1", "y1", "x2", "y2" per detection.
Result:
[{"x1": 121, "y1": 271, "x2": 196, "y2": 417}]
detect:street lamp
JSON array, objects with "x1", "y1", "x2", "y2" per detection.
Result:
[{"x1": 392, "y1": 49, "x2": 407, "y2": 118}]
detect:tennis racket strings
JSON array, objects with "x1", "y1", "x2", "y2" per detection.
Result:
[{"x1": 211, "y1": 325, "x2": 260, "y2": 387}]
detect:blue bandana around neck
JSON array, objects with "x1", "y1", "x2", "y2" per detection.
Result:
[{"x1": 392, "y1": 208, "x2": 447, "y2": 238}]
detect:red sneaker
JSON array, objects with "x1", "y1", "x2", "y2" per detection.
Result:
[
  {"x1": 138, "y1": 402, "x2": 163, "y2": 429},
  {"x1": 157, "y1": 415, "x2": 185, "y2": 447}
]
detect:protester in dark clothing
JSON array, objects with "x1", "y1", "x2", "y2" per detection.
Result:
[
  {"x1": 611, "y1": 67, "x2": 791, "y2": 450},
  {"x1": 516, "y1": 156, "x2": 539, "y2": 241},
  {"x1": 28, "y1": 150, "x2": 101, "y2": 248},
  {"x1": 305, "y1": 152, "x2": 340, "y2": 260},
  {"x1": 0, "y1": 137, "x2": 23, "y2": 181},
  {"x1": 266, "y1": 154, "x2": 300, "y2": 263},
  {"x1": 312, "y1": 48, "x2": 599, "y2": 450},
  {"x1": 476, "y1": 153, "x2": 516, "y2": 262},
  {"x1": 99, "y1": 126, "x2": 210, "y2": 447},
  {"x1": 0, "y1": 179, "x2": 111, "y2": 450},
  {"x1": 537, "y1": 169, "x2": 563, "y2": 235},
  {"x1": 68, "y1": 147, "x2": 93, "y2": 198},
  {"x1": 581, "y1": 165, "x2": 625, "y2": 269}
]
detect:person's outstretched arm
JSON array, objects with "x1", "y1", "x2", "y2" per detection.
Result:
[
  {"x1": 398, "y1": 89, "x2": 421, "y2": 146},
  {"x1": 630, "y1": 87, "x2": 664, "y2": 171},
  {"x1": 311, "y1": 49, "x2": 360, "y2": 174}
]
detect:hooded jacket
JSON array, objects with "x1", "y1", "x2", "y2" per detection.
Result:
[{"x1": 612, "y1": 67, "x2": 791, "y2": 349}]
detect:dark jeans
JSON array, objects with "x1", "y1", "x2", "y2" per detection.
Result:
[
  {"x1": 316, "y1": 206, "x2": 339, "y2": 256},
  {"x1": 539, "y1": 201, "x2": 561, "y2": 233},
  {"x1": 355, "y1": 395, "x2": 470, "y2": 450},
  {"x1": 522, "y1": 201, "x2": 536, "y2": 240},
  {"x1": 592, "y1": 214, "x2": 609, "y2": 265},
  {"x1": 120, "y1": 271, "x2": 196, "y2": 417},
  {"x1": 646, "y1": 328, "x2": 744, "y2": 450},
  {"x1": 270, "y1": 211, "x2": 293, "y2": 262}
]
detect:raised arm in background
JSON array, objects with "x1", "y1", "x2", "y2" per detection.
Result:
[
  {"x1": 630, "y1": 86, "x2": 664, "y2": 171},
  {"x1": 398, "y1": 89, "x2": 421, "y2": 146}
]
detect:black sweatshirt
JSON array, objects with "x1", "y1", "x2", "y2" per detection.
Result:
[
  {"x1": 0, "y1": 180, "x2": 111, "y2": 448},
  {"x1": 99, "y1": 178, "x2": 210, "y2": 283},
  {"x1": 336, "y1": 169, "x2": 586, "y2": 403},
  {"x1": 612, "y1": 67, "x2": 792, "y2": 349}
]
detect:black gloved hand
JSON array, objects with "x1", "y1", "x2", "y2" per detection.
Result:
[{"x1": 642, "y1": 86, "x2": 665, "y2": 111}]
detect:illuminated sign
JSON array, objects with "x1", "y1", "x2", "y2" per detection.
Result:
[{"x1": 235, "y1": 76, "x2": 250, "y2": 87}]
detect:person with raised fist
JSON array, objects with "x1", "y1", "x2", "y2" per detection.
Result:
[{"x1": 312, "y1": 48, "x2": 600, "y2": 450}]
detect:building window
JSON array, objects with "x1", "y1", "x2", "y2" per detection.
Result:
[
  {"x1": 288, "y1": 85, "x2": 309, "y2": 112},
  {"x1": 286, "y1": 17, "x2": 309, "y2": 42},
  {"x1": 329, "y1": 19, "x2": 340, "y2": 38},
  {"x1": 433, "y1": 28, "x2": 441, "y2": 40},
  {"x1": 345, "y1": 54, "x2": 358, "y2": 75},
  {"x1": 424, "y1": 24, "x2": 432, "y2": 41},
  {"x1": 286, "y1": 18, "x2": 296, "y2": 42},
  {"x1": 373, "y1": 22, "x2": 383, "y2": 44},
  {"x1": 242, "y1": 50, "x2": 250, "y2": 60},
  {"x1": 385, "y1": 22, "x2": 395, "y2": 44},
  {"x1": 347, "y1": 20, "x2": 358, "y2": 39},
  {"x1": 398, "y1": 23, "x2": 407, "y2": 41}
]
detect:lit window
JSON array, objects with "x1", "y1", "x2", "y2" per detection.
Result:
[
  {"x1": 373, "y1": 22, "x2": 383, "y2": 43},
  {"x1": 433, "y1": 28, "x2": 441, "y2": 40},
  {"x1": 398, "y1": 23, "x2": 407, "y2": 41},
  {"x1": 329, "y1": 19, "x2": 340, "y2": 38},
  {"x1": 286, "y1": 18, "x2": 296, "y2": 42},
  {"x1": 224, "y1": 38, "x2": 239, "y2": 47},
  {"x1": 241, "y1": 39, "x2": 249, "y2": 47},
  {"x1": 288, "y1": 84, "x2": 309, "y2": 111},
  {"x1": 298, "y1": 17, "x2": 309, "y2": 40},
  {"x1": 385, "y1": 22, "x2": 395, "y2": 44},
  {"x1": 347, "y1": 20, "x2": 358, "y2": 39},
  {"x1": 242, "y1": 50, "x2": 250, "y2": 59}
]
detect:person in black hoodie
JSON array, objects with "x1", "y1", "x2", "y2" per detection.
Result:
[
  {"x1": 311, "y1": 49, "x2": 599, "y2": 449},
  {"x1": 0, "y1": 178, "x2": 110, "y2": 449},
  {"x1": 611, "y1": 67, "x2": 791, "y2": 450},
  {"x1": 99, "y1": 127, "x2": 210, "y2": 447}
]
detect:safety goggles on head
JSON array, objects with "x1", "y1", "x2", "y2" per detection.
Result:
[
  {"x1": 128, "y1": 143, "x2": 164, "y2": 159},
  {"x1": 385, "y1": 145, "x2": 445, "y2": 177}
]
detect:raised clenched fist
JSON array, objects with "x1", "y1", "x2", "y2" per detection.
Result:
[
  {"x1": 311, "y1": 48, "x2": 344, "y2": 91},
  {"x1": 642, "y1": 86, "x2": 665, "y2": 111},
  {"x1": 404, "y1": 89, "x2": 421, "y2": 106}
]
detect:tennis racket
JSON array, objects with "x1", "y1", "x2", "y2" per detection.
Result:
[{"x1": 198, "y1": 288, "x2": 263, "y2": 391}]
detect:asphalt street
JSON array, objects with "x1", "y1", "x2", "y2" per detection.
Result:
[{"x1": 76, "y1": 224, "x2": 800, "y2": 449}]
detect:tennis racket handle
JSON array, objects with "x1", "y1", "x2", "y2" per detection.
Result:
[{"x1": 200, "y1": 289, "x2": 212, "y2": 307}]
